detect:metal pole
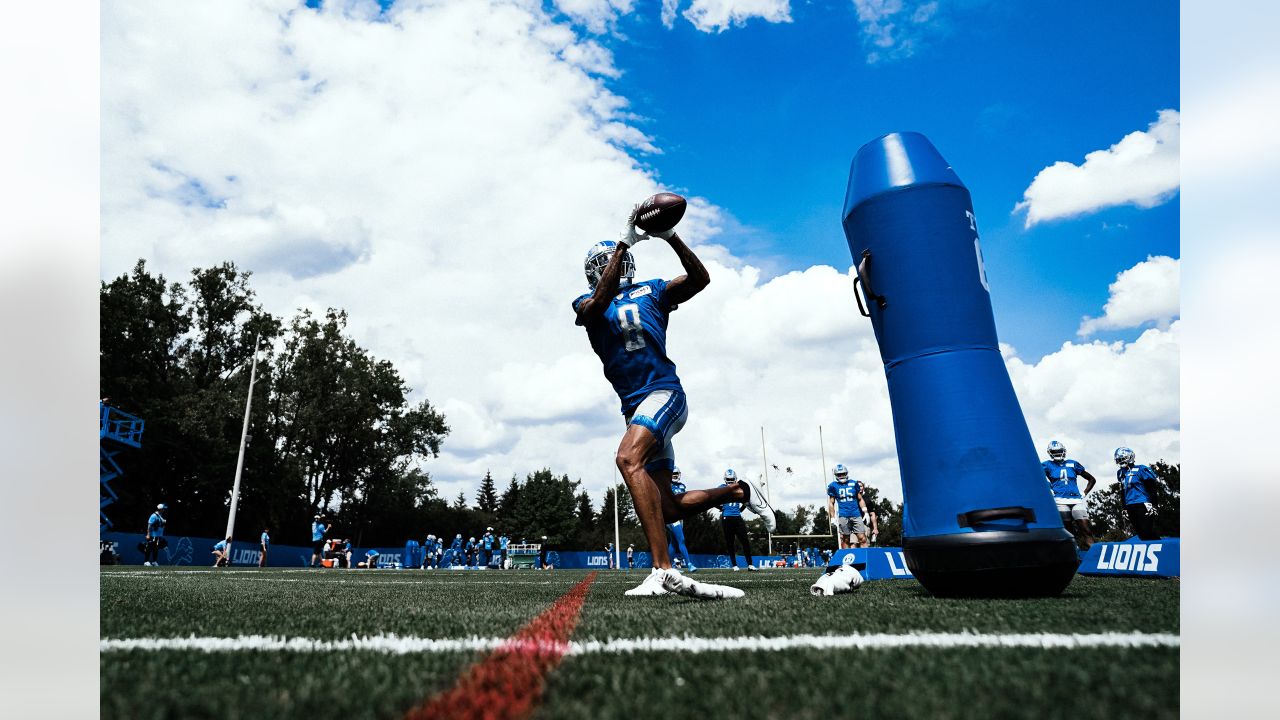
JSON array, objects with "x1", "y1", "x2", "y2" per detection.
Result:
[
  {"x1": 225, "y1": 333, "x2": 261, "y2": 543},
  {"x1": 613, "y1": 466, "x2": 622, "y2": 570},
  {"x1": 761, "y1": 426, "x2": 771, "y2": 557},
  {"x1": 819, "y1": 425, "x2": 833, "y2": 543}
]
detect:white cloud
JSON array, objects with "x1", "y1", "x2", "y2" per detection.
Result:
[
  {"x1": 851, "y1": 0, "x2": 939, "y2": 63},
  {"x1": 1009, "y1": 322, "x2": 1181, "y2": 476},
  {"x1": 1015, "y1": 109, "x2": 1181, "y2": 227},
  {"x1": 553, "y1": 0, "x2": 636, "y2": 34},
  {"x1": 1079, "y1": 255, "x2": 1180, "y2": 336},
  {"x1": 102, "y1": 0, "x2": 1177, "y2": 517},
  {"x1": 680, "y1": 0, "x2": 792, "y2": 33}
]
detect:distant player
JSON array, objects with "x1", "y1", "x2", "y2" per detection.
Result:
[
  {"x1": 482, "y1": 528, "x2": 495, "y2": 567},
  {"x1": 499, "y1": 532, "x2": 510, "y2": 569},
  {"x1": 1042, "y1": 440, "x2": 1098, "y2": 549},
  {"x1": 143, "y1": 503, "x2": 167, "y2": 567},
  {"x1": 573, "y1": 208, "x2": 773, "y2": 598},
  {"x1": 259, "y1": 527, "x2": 270, "y2": 568},
  {"x1": 309, "y1": 514, "x2": 330, "y2": 568},
  {"x1": 211, "y1": 536, "x2": 231, "y2": 567},
  {"x1": 827, "y1": 464, "x2": 873, "y2": 549},
  {"x1": 626, "y1": 544, "x2": 635, "y2": 569},
  {"x1": 664, "y1": 468, "x2": 697, "y2": 572},
  {"x1": 1115, "y1": 447, "x2": 1161, "y2": 540},
  {"x1": 719, "y1": 469, "x2": 757, "y2": 572},
  {"x1": 449, "y1": 534, "x2": 463, "y2": 567},
  {"x1": 465, "y1": 536, "x2": 478, "y2": 567}
]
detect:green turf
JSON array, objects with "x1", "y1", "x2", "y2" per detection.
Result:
[{"x1": 101, "y1": 568, "x2": 1178, "y2": 719}]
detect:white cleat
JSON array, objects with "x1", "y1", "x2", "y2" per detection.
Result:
[
  {"x1": 738, "y1": 476, "x2": 776, "y2": 532},
  {"x1": 661, "y1": 568, "x2": 744, "y2": 599},
  {"x1": 747, "y1": 565, "x2": 758, "y2": 572},
  {"x1": 731, "y1": 565, "x2": 740, "y2": 572},
  {"x1": 624, "y1": 568, "x2": 671, "y2": 596}
]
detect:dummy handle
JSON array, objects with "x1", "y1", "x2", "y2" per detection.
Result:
[
  {"x1": 957, "y1": 506, "x2": 1036, "y2": 528},
  {"x1": 853, "y1": 249, "x2": 887, "y2": 317}
]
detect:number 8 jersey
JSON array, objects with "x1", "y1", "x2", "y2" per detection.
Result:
[{"x1": 574, "y1": 278, "x2": 683, "y2": 414}]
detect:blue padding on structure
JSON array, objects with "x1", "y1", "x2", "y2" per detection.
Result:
[{"x1": 1078, "y1": 538, "x2": 1180, "y2": 578}]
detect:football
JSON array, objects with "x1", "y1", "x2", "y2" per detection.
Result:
[{"x1": 634, "y1": 192, "x2": 687, "y2": 234}]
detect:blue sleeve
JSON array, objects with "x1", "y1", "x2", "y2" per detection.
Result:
[
  {"x1": 826, "y1": 482, "x2": 837, "y2": 498},
  {"x1": 651, "y1": 279, "x2": 672, "y2": 310},
  {"x1": 1075, "y1": 461, "x2": 1087, "y2": 475}
]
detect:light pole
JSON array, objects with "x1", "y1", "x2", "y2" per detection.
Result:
[{"x1": 224, "y1": 333, "x2": 262, "y2": 545}]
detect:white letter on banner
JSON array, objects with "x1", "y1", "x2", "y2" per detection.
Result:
[
  {"x1": 886, "y1": 551, "x2": 909, "y2": 576},
  {"x1": 1145, "y1": 544, "x2": 1161, "y2": 572},
  {"x1": 1113, "y1": 544, "x2": 1132, "y2": 570},
  {"x1": 1131, "y1": 545, "x2": 1148, "y2": 572},
  {"x1": 1097, "y1": 544, "x2": 1111, "y2": 570}
]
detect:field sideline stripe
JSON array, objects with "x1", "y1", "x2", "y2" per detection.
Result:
[
  {"x1": 100, "y1": 631, "x2": 1179, "y2": 655},
  {"x1": 403, "y1": 571, "x2": 597, "y2": 720}
]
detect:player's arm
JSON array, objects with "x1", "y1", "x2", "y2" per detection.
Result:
[
  {"x1": 575, "y1": 242, "x2": 631, "y2": 323},
  {"x1": 1080, "y1": 467, "x2": 1097, "y2": 495},
  {"x1": 662, "y1": 232, "x2": 711, "y2": 306}
]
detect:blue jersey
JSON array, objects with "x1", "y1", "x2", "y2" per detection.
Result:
[
  {"x1": 311, "y1": 522, "x2": 326, "y2": 542},
  {"x1": 147, "y1": 512, "x2": 166, "y2": 537},
  {"x1": 260, "y1": 532, "x2": 270, "y2": 546},
  {"x1": 827, "y1": 480, "x2": 863, "y2": 518},
  {"x1": 719, "y1": 483, "x2": 742, "y2": 517},
  {"x1": 214, "y1": 540, "x2": 227, "y2": 552},
  {"x1": 1043, "y1": 459, "x2": 1089, "y2": 501},
  {"x1": 450, "y1": 537, "x2": 462, "y2": 551},
  {"x1": 574, "y1": 279, "x2": 683, "y2": 414},
  {"x1": 500, "y1": 536, "x2": 509, "y2": 549},
  {"x1": 671, "y1": 480, "x2": 687, "y2": 495},
  {"x1": 1118, "y1": 464, "x2": 1158, "y2": 505},
  {"x1": 483, "y1": 534, "x2": 494, "y2": 550}
]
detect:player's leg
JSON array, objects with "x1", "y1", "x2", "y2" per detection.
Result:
[
  {"x1": 736, "y1": 518, "x2": 754, "y2": 567},
  {"x1": 616, "y1": 423, "x2": 674, "y2": 568},
  {"x1": 1072, "y1": 505, "x2": 1095, "y2": 548},
  {"x1": 721, "y1": 518, "x2": 737, "y2": 567},
  {"x1": 672, "y1": 523, "x2": 695, "y2": 569}
]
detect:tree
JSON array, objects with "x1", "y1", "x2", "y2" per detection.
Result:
[
  {"x1": 507, "y1": 469, "x2": 580, "y2": 544},
  {"x1": 498, "y1": 476, "x2": 520, "y2": 520},
  {"x1": 453, "y1": 492, "x2": 469, "y2": 510},
  {"x1": 1089, "y1": 461, "x2": 1179, "y2": 540},
  {"x1": 476, "y1": 471, "x2": 499, "y2": 515},
  {"x1": 572, "y1": 491, "x2": 595, "y2": 547}
]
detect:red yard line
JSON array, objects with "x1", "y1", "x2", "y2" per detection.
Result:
[{"x1": 405, "y1": 572, "x2": 597, "y2": 720}]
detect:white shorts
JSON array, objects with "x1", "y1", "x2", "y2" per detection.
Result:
[
  {"x1": 624, "y1": 389, "x2": 688, "y2": 471},
  {"x1": 838, "y1": 515, "x2": 868, "y2": 535},
  {"x1": 1057, "y1": 502, "x2": 1087, "y2": 521}
]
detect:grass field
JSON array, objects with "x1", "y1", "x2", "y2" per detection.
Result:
[{"x1": 100, "y1": 567, "x2": 1178, "y2": 720}]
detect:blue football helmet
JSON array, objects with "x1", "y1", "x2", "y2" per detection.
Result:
[
  {"x1": 584, "y1": 240, "x2": 635, "y2": 289},
  {"x1": 156, "y1": 503, "x2": 168, "y2": 511},
  {"x1": 832, "y1": 464, "x2": 850, "y2": 483},
  {"x1": 1115, "y1": 447, "x2": 1136, "y2": 466},
  {"x1": 724, "y1": 468, "x2": 738, "y2": 482},
  {"x1": 1047, "y1": 441, "x2": 1066, "y2": 461}
]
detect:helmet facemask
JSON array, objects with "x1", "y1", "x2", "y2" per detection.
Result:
[
  {"x1": 1047, "y1": 441, "x2": 1066, "y2": 462},
  {"x1": 584, "y1": 241, "x2": 635, "y2": 289}
]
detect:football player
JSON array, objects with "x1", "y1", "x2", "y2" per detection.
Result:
[
  {"x1": 664, "y1": 468, "x2": 697, "y2": 572},
  {"x1": 1115, "y1": 447, "x2": 1161, "y2": 540},
  {"x1": 1043, "y1": 440, "x2": 1098, "y2": 549},
  {"x1": 826, "y1": 464, "x2": 873, "y2": 549},
  {"x1": 143, "y1": 503, "x2": 167, "y2": 567},
  {"x1": 719, "y1": 469, "x2": 757, "y2": 571},
  {"x1": 573, "y1": 209, "x2": 774, "y2": 599}
]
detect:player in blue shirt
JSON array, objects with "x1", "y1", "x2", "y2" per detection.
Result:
[
  {"x1": 309, "y1": 514, "x2": 331, "y2": 568},
  {"x1": 259, "y1": 527, "x2": 270, "y2": 568},
  {"x1": 211, "y1": 536, "x2": 231, "y2": 567},
  {"x1": 573, "y1": 209, "x2": 772, "y2": 599},
  {"x1": 143, "y1": 503, "x2": 167, "y2": 567},
  {"x1": 448, "y1": 534, "x2": 463, "y2": 567},
  {"x1": 664, "y1": 468, "x2": 697, "y2": 572},
  {"x1": 718, "y1": 469, "x2": 757, "y2": 572},
  {"x1": 826, "y1": 464, "x2": 875, "y2": 549},
  {"x1": 465, "y1": 536, "x2": 478, "y2": 567},
  {"x1": 499, "y1": 533, "x2": 510, "y2": 569},
  {"x1": 1042, "y1": 440, "x2": 1099, "y2": 549},
  {"x1": 1115, "y1": 447, "x2": 1161, "y2": 540},
  {"x1": 482, "y1": 528, "x2": 495, "y2": 567}
]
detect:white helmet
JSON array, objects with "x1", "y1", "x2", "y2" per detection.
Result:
[
  {"x1": 724, "y1": 468, "x2": 738, "y2": 482},
  {"x1": 584, "y1": 240, "x2": 634, "y2": 288},
  {"x1": 1115, "y1": 447, "x2": 1136, "y2": 466},
  {"x1": 832, "y1": 464, "x2": 850, "y2": 483},
  {"x1": 1046, "y1": 440, "x2": 1066, "y2": 462},
  {"x1": 671, "y1": 467, "x2": 682, "y2": 480}
]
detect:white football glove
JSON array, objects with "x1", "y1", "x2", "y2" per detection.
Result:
[
  {"x1": 1144, "y1": 502, "x2": 1155, "y2": 513},
  {"x1": 619, "y1": 204, "x2": 649, "y2": 248},
  {"x1": 649, "y1": 226, "x2": 677, "y2": 240}
]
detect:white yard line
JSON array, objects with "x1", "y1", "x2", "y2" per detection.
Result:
[{"x1": 100, "y1": 631, "x2": 1179, "y2": 655}]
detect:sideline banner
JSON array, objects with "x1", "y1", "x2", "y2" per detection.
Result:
[
  {"x1": 1078, "y1": 537, "x2": 1180, "y2": 578},
  {"x1": 826, "y1": 548, "x2": 915, "y2": 580},
  {"x1": 100, "y1": 532, "x2": 409, "y2": 568}
]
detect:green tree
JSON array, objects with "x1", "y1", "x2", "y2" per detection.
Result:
[
  {"x1": 508, "y1": 469, "x2": 580, "y2": 544},
  {"x1": 498, "y1": 476, "x2": 520, "y2": 521},
  {"x1": 476, "y1": 471, "x2": 499, "y2": 515},
  {"x1": 453, "y1": 492, "x2": 468, "y2": 509},
  {"x1": 572, "y1": 491, "x2": 595, "y2": 547},
  {"x1": 1088, "y1": 461, "x2": 1179, "y2": 540}
]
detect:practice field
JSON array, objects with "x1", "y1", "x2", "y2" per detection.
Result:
[{"x1": 100, "y1": 568, "x2": 1178, "y2": 720}]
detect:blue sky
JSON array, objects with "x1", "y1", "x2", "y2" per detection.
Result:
[{"x1": 578, "y1": 1, "x2": 1179, "y2": 359}]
